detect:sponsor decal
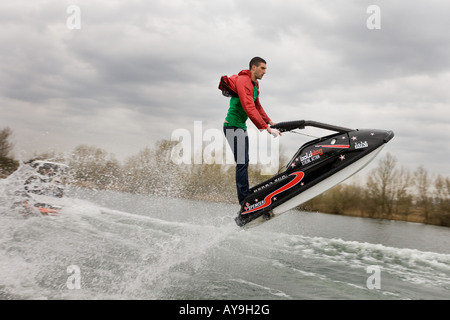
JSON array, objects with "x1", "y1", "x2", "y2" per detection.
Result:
[
  {"x1": 253, "y1": 174, "x2": 288, "y2": 193},
  {"x1": 244, "y1": 200, "x2": 265, "y2": 212},
  {"x1": 355, "y1": 141, "x2": 369, "y2": 149},
  {"x1": 300, "y1": 149, "x2": 323, "y2": 165},
  {"x1": 242, "y1": 171, "x2": 305, "y2": 215}
]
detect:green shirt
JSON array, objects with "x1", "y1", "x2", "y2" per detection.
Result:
[{"x1": 224, "y1": 85, "x2": 258, "y2": 130}]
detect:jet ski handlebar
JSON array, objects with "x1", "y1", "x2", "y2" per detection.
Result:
[{"x1": 271, "y1": 120, "x2": 353, "y2": 133}]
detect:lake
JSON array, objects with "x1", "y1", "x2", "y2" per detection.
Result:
[{"x1": 0, "y1": 187, "x2": 449, "y2": 300}]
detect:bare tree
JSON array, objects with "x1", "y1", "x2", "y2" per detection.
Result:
[
  {"x1": 366, "y1": 152, "x2": 398, "y2": 217},
  {"x1": 391, "y1": 166, "x2": 412, "y2": 217},
  {"x1": 0, "y1": 127, "x2": 14, "y2": 158},
  {"x1": 68, "y1": 145, "x2": 121, "y2": 189},
  {"x1": 434, "y1": 175, "x2": 450, "y2": 225},
  {"x1": 414, "y1": 165, "x2": 431, "y2": 220},
  {"x1": 434, "y1": 175, "x2": 449, "y2": 209}
]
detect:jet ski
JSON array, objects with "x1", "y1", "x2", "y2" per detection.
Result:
[{"x1": 235, "y1": 120, "x2": 394, "y2": 228}]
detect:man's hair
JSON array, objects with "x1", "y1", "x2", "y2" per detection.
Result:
[{"x1": 249, "y1": 57, "x2": 266, "y2": 70}]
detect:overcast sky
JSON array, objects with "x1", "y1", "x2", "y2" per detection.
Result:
[{"x1": 1, "y1": 0, "x2": 449, "y2": 177}]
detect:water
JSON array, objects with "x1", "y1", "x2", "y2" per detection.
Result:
[{"x1": 1, "y1": 182, "x2": 449, "y2": 300}]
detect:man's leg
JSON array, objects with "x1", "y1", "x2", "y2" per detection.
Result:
[
  {"x1": 235, "y1": 130, "x2": 249, "y2": 204},
  {"x1": 224, "y1": 126, "x2": 250, "y2": 204}
]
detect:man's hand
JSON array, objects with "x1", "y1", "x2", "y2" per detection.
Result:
[{"x1": 267, "y1": 127, "x2": 281, "y2": 137}]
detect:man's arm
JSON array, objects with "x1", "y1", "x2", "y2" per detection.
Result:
[
  {"x1": 254, "y1": 97, "x2": 272, "y2": 125},
  {"x1": 236, "y1": 77, "x2": 269, "y2": 130}
]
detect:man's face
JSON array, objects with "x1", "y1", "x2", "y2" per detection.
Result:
[{"x1": 252, "y1": 63, "x2": 267, "y2": 80}]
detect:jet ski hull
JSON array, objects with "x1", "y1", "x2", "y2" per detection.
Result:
[{"x1": 235, "y1": 122, "x2": 394, "y2": 227}]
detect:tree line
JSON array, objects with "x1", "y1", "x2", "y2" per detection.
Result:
[
  {"x1": 302, "y1": 153, "x2": 450, "y2": 227},
  {"x1": 1, "y1": 127, "x2": 449, "y2": 227}
]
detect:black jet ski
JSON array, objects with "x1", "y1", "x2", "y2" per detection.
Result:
[{"x1": 235, "y1": 120, "x2": 394, "y2": 227}]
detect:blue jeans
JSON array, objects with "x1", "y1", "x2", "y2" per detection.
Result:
[{"x1": 223, "y1": 126, "x2": 250, "y2": 204}]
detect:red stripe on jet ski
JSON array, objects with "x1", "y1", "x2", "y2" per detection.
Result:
[
  {"x1": 315, "y1": 145, "x2": 350, "y2": 148},
  {"x1": 242, "y1": 171, "x2": 305, "y2": 215}
]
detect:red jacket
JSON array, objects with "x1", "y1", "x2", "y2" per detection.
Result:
[{"x1": 226, "y1": 70, "x2": 271, "y2": 130}]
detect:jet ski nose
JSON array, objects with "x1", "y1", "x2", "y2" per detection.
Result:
[{"x1": 384, "y1": 130, "x2": 395, "y2": 143}]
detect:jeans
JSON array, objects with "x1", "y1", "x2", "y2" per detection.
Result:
[{"x1": 223, "y1": 125, "x2": 250, "y2": 204}]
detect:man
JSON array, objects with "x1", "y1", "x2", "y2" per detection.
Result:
[{"x1": 222, "y1": 57, "x2": 281, "y2": 205}]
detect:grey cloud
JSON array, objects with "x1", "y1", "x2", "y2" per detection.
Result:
[{"x1": 0, "y1": 0, "x2": 449, "y2": 176}]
